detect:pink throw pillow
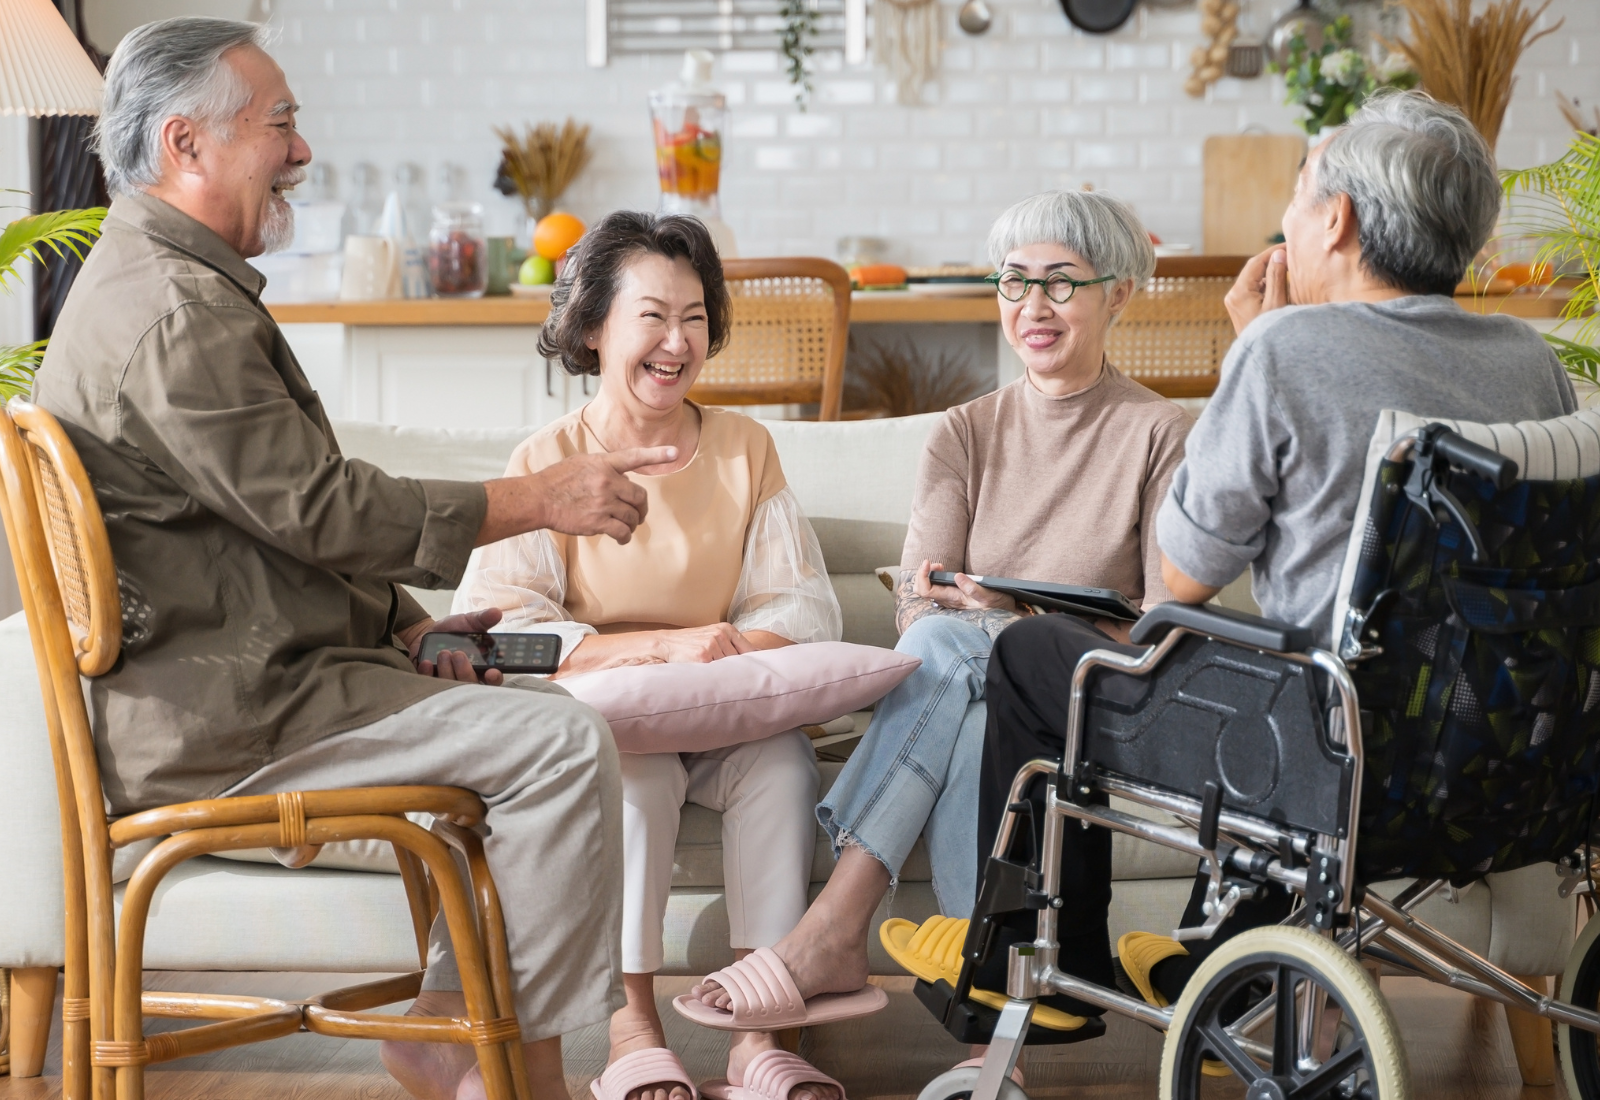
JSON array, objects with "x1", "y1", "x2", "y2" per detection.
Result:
[{"x1": 558, "y1": 641, "x2": 920, "y2": 754}]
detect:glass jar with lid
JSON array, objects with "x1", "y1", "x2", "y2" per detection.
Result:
[{"x1": 428, "y1": 202, "x2": 488, "y2": 298}]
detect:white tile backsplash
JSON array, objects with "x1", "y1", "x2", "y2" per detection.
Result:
[{"x1": 266, "y1": 0, "x2": 1600, "y2": 265}]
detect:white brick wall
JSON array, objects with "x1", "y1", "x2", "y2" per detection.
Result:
[{"x1": 265, "y1": 0, "x2": 1600, "y2": 265}]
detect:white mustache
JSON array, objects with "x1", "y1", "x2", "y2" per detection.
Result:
[{"x1": 272, "y1": 166, "x2": 307, "y2": 194}]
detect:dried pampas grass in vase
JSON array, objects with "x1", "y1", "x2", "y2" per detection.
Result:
[
  {"x1": 494, "y1": 119, "x2": 594, "y2": 220},
  {"x1": 1384, "y1": 0, "x2": 1560, "y2": 152}
]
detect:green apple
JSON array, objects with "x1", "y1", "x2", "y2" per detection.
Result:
[{"x1": 519, "y1": 255, "x2": 555, "y2": 285}]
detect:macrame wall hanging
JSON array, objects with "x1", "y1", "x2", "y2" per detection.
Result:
[{"x1": 874, "y1": 0, "x2": 942, "y2": 104}]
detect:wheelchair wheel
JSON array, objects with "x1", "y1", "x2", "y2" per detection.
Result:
[
  {"x1": 1558, "y1": 907, "x2": 1600, "y2": 1099},
  {"x1": 1159, "y1": 926, "x2": 1409, "y2": 1100},
  {"x1": 914, "y1": 1064, "x2": 1030, "y2": 1100}
]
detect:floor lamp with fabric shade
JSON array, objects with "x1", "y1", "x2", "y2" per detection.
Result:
[{"x1": 0, "y1": 0, "x2": 103, "y2": 117}]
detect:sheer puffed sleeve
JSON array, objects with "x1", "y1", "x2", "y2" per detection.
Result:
[
  {"x1": 450, "y1": 530, "x2": 597, "y2": 662},
  {"x1": 728, "y1": 486, "x2": 842, "y2": 644}
]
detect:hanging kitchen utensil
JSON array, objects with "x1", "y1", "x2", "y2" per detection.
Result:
[
  {"x1": 957, "y1": 0, "x2": 993, "y2": 35},
  {"x1": 875, "y1": 0, "x2": 942, "y2": 102},
  {"x1": 1060, "y1": 0, "x2": 1138, "y2": 35},
  {"x1": 1268, "y1": 0, "x2": 1329, "y2": 68},
  {"x1": 1226, "y1": 36, "x2": 1264, "y2": 76}
]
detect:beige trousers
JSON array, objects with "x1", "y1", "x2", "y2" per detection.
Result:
[
  {"x1": 620, "y1": 729, "x2": 819, "y2": 973},
  {"x1": 224, "y1": 676, "x2": 624, "y2": 1042}
]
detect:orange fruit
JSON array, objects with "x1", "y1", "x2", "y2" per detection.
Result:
[
  {"x1": 1494, "y1": 261, "x2": 1555, "y2": 288},
  {"x1": 534, "y1": 212, "x2": 586, "y2": 261}
]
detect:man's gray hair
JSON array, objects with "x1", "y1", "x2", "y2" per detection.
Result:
[
  {"x1": 986, "y1": 190, "x2": 1157, "y2": 289},
  {"x1": 1314, "y1": 89, "x2": 1500, "y2": 296},
  {"x1": 95, "y1": 17, "x2": 270, "y2": 197}
]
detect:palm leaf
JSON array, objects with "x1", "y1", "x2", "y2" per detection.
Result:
[
  {"x1": 1503, "y1": 133, "x2": 1600, "y2": 380},
  {"x1": 0, "y1": 207, "x2": 107, "y2": 293},
  {"x1": 0, "y1": 339, "x2": 48, "y2": 402}
]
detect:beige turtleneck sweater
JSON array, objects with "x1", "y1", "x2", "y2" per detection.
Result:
[{"x1": 902, "y1": 364, "x2": 1193, "y2": 609}]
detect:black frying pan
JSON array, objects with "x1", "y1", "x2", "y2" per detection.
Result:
[{"x1": 1060, "y1": 0, "x2": 1137, "y2": 33}]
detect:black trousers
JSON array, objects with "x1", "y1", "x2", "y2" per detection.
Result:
[{"x1": 972, "y1": 613, "x2": 1294, "y2": 1013}]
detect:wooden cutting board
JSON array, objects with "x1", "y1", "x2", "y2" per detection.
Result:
[{"x1": 1203, "y1": 134, "x2": 1307, "y2": 255}]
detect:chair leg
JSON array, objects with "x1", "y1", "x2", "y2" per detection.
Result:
[
  {"x1": 9, "y1": 966, "x2": 58, "y2": 1078},
  {"x1": 1502, "y1": 975, "x2": 1556, "y2": 1087}
]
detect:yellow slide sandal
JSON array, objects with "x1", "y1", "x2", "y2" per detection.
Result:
[
  {"x1": 1117, "y1": 932, "x2": 1229, "y2": 1078},
  {"x1": 879, "y1": 916, "x2": 1088, "y2": 1032}
]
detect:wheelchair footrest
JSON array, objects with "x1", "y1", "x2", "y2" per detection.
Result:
[{"x1": 913, "y1": 979, "x2": 1107, "y2": 1046}]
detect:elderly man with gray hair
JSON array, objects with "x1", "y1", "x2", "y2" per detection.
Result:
[
  {"x1": 32, "y1": 17, "x2": 670, "y2": 1100},
  {"x1": 975, "y1": 89, "x2": 1578, "y2": 1015}
]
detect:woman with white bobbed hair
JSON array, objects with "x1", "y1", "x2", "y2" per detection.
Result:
[{"x1": 680, "y1": 190, "x2": 1192, "y2": 1046}]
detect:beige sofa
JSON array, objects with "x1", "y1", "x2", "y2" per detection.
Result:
[{"x1": 0, "y1": 414, "x2": 1577, "y2": 1038}]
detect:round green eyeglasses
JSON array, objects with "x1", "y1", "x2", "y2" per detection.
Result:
[{"x1": 985, "y1": 270, "x2": 1116, "y2": 304}]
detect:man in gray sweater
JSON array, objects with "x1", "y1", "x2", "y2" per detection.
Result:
[{"x1": 976, "y1": 90, "x2": 1577, "y2": 1013}]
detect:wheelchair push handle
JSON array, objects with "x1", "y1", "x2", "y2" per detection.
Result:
[{"x1": 1431, "y1": 428, "x2": 1519, "y2": 490}]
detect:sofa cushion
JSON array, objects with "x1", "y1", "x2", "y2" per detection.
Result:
[{"x1": 118, "y1": 855, "x2": 423, "y2": 972}]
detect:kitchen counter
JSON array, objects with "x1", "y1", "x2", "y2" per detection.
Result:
[
  {"x1": 267, "y1": 290, "x2": 1003, "y2": 326},
  {"x1": 267, "y1": 286, "x2": 1576, "y2": 327}
]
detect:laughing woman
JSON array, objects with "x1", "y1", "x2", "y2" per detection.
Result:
[{"x1": 452, "y1": 212, "x2": 845, "y2": 1100}]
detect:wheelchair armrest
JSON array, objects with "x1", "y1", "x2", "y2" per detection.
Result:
[{"x1": 1129, "y1": 601, "x2": 1314, "y2": 653}]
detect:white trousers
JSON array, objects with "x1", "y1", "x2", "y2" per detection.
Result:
[{"x1": 620, "y1": 729, "x2": 819, "y2": 974}]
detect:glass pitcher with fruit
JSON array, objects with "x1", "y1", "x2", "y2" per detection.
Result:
[{"x1": 649, "y1": 50, "x2": 725, "y2": 220}]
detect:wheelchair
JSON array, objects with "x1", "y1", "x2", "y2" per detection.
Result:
[{"x1": 913, "y1": 413, "x2": 1600, "y2": 1100}]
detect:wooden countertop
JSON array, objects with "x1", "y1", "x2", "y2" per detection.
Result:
[{"x1": 267, "y1": 286, "x2": 1577, "y2": 326}]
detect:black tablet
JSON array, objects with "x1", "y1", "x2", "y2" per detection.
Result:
[{"x1": 928, "y1": 572, "x2": 1142, "y2": 621}]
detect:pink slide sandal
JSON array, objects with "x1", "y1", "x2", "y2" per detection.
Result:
[
  {"x1": 698, "y1": 1049, "x2": 848, "y2": 1100},
  {"x1": 590, "y1": 1048, "x2": 698, "y2": 1100},
  {"x1": 671, "y1": 947, "x2": 888, "y2": 1031}
]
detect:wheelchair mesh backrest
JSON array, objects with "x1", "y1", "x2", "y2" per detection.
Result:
[
  {"x1": 1083, "y1": 636, "x2": 1352, "y2": 837},
  {"x1": 1341, "y1": 409, "x2": 1600, "y2": 882}
]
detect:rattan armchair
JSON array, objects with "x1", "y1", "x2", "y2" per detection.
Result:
[
  {"x1": 688, "y1": 258, "x2": 851, "y2": 421},
  {"x1": 0, "y1": 399, "x2": 531, "y2": 1100},
  {"x1": 1106, "y1": 255, "x2": 1249, "y2": 400}
]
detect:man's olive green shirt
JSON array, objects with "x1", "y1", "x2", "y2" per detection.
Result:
[{"x1": 34, "y1": 193, "x2": 488, "y2": 814}]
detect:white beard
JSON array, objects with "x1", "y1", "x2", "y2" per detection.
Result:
[{"x1": 259, "y1": 194, "x2": 295, "y2": 254}]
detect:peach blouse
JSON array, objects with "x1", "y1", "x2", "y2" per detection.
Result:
[{"x1": 452, "y1": 405, "x2": 842, "y2": 665}]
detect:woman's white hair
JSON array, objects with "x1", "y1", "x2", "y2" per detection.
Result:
[
  {"x1": 986, "y1": 190, "x2": 1157, "y2": 289},
  {"x1": 94, "y1": 17, "x2": 270, "y2": 197}
]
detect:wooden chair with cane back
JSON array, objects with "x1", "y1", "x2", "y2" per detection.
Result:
[
  {"x1": 688, "y1": 257, "x2": 851, "y2": 421},
  {"x1": 1105, "y1": 255, "x2": 1250, "y2": 400},
  {"x1": 0, "y1": 398, "x2": 533, "y2": 1100}
]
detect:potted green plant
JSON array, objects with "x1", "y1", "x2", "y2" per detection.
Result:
[
  {"x1": 0, "y1": 195, "x2": 105, "y2": 401},
  {"x1": 1273, "y1": 15, "x2": 1418, "y2": 136},
  {"x1": 1503, "y1": 133, "x2": 1600, "y2": 386}
]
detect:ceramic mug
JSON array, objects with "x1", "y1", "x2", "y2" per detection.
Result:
[{"x1": 340, "y1": 235, "x2": 400, "y2": 300}]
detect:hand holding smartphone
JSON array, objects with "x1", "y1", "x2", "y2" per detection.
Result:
[{"x1": 415, "y1": 631, "x2": 563, "y2": 675}]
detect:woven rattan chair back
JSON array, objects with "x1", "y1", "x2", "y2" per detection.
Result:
[
  {"x1": 689, "y1": 257, "x2": 851, "y2": 420},
  {"x1": 1105, "y1": 256, "x2": 1248, "y2": 400},
  {"x1": 0, "y1": 399, "x2": 531, "y2": 1100}
]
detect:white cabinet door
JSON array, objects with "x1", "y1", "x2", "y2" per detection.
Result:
[{"x1": 347, "y1": 325, "x2": 570, "y2": 429}]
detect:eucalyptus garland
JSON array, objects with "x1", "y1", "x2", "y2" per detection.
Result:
[{"x1": 779, "y1": 0, "x2": 818, "y2": 107}]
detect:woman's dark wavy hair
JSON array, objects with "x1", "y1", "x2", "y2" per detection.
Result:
[{"x1": 536, "y1": 211, "x2": 731, "y2": 377}]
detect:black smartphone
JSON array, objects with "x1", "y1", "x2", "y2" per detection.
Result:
[
  {"x1": 928, "y1": 572, "x2": 1142, "y2": 622},
  {"x1": 416, "y1": 631, "x2": 563, "y2": 675}
]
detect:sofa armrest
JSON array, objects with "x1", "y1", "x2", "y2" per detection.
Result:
[{"x1": 0, "y1": 612, "x2": 66, "y2": 967}]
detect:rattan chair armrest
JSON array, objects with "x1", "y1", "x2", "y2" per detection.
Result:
[{"x1": 108, "y1": 784, "x2": 486, "y2": 846}]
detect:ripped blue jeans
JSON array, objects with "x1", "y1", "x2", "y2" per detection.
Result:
[{"x1": 816, "y1": 613, "x2": 989, "y2": 917}]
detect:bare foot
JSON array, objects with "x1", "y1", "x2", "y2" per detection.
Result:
[
  {"x1": 728, "y1": 1031, "x2": 842, "y2": 1100},
  {"x1": 454, "y1": 1034, "x2": 565, "y2": 1100},
  {"x1": 607, "y1": 985, "x2": 692, "y2": 1100},
  {"x1": 380, "y1": 992, "x2": 478, "y2": 1100}
]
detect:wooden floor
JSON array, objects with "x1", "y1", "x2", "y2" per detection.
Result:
[{"x1": 0, "y1": 972, "x2": 1563, "y2": 1099}]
